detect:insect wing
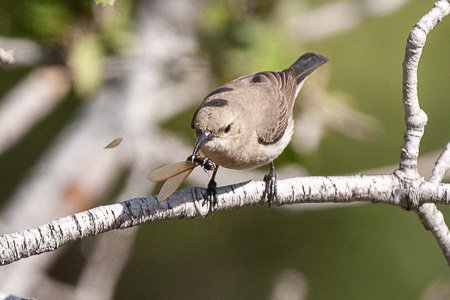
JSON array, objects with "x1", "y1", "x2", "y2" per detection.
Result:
[
  {"x1": 158, "y1": 169, "x2": 194, "y2": 202},
  {"x1": 148, "y1": 161, "x2": 196, "y2": 182},
  {"x1": 104, "y1": 137, "x2": 123, "y2": 149}
]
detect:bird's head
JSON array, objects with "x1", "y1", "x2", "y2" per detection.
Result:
[{"x1": 191, "y1": 99, "x2": 242, "y2": 155}]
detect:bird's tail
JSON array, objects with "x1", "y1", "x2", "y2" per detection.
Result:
[{"x1": 289, "y1": 52, "x2": 329, "y2": 84}]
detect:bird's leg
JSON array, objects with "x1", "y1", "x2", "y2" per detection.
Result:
[
  {"x1": 263, "y1": 162, "x2": 278, "y2": 207},
  {"x1": 205, "y1": 166, "x2": 219, "y2": 214}
]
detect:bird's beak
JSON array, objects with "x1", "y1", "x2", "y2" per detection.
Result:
[{"x1": 192, "y1": 130, "x2": 213, "y2": 155}]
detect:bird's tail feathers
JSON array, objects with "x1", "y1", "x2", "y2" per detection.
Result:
[{"x1": 289, "y1": 52, "x2": 329, "y2": 84}]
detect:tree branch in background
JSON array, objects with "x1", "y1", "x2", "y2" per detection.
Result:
[
  {"x1": 0, "y1": 37, "x2": 44, "y2": 66},
  {"x1": 0, "y1": 66, "x2": 71, "y2": 155},
  {"x1": 0, "y1": 48, "x2": 15, "y2": 65}
]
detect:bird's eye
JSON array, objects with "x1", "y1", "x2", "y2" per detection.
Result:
[{"x1": 224, "y1": 123, "x2": 232, "y2": 134}]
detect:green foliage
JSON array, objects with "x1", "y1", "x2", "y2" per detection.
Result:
[{"x1": 0, "y1": 0, "x2": 91, "y2": 44}]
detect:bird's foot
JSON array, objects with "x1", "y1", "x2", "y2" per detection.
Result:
[
  {"x1": 263, "y1": 162, "x2": 278, "y2": 207},
  {"x1": 204, "y1": 167, "x2": 219, "y2": 215},
  {"x1": 204, "y1": 178, "x2": 218, "y2": 214}
]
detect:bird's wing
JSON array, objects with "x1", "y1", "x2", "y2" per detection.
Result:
[{"x1": 235, "y1": 70, "x2": 297, "y2": 144}]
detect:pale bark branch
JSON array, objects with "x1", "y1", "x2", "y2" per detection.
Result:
[
  {"x1": 399, "y1": 0, "x2": 450, "y2": 176},
  {"x1": 399, "y1": 0, "x2": 450, "y2": 265},
  {"x1": 2, "y1": 174, "x2": 450, "y2": 265},
  {"x1": 417, "y1": 143, "x2": 450, "y2": 264},
  {"x1": 417, "y1": 204, "x2": 450, "y2": 263},
  {"x1": 429, "y1": 143, "x2": 450, "y2": 184}
]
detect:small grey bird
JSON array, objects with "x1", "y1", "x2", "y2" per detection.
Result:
[{"x1": 191, "y1": 52, "x2": 329, "y2": 212}]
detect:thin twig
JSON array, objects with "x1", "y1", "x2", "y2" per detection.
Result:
[{"x1": 429, "y1": 143, "x2": 450, "y2": 184}]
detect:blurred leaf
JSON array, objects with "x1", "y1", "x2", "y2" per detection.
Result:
[
  {"x1": 68, "y1": 34, "x2": 104, "y2": 97},
  {"x1": 0, "y1": 1, "x2": 92, "y2": 44},
  {"x1": 28, "y1": 2, "x2": 73, "y2": 43}
]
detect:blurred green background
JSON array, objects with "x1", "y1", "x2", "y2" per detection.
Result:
[{"x1": 1, "y1": 0, "x2": 450, "y2": 299}]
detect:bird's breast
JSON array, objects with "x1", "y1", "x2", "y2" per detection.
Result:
[{"x1": 201, "y1": 118, "x2": 294, "y2": 170}]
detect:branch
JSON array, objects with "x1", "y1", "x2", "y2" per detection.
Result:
[
  {"x1": 399, "y1": 0, "x2": 450, "y2": 264},
  {"x1": 2, "y1": 174, "x2": 450, "y2": 265},
  {"x1": 418, "y1": 143, "x2": 450, "y2": 263},
  {"x1": 429, "y1": 143, "x2": 450, "y2": 184},
  {"x1": 400, "y1": 0, "x2": 450, "y2": 177}
]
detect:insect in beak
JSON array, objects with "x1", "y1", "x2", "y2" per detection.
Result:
[{"x1": 148, "y1": 155, "x2": 216, "y2": 202}]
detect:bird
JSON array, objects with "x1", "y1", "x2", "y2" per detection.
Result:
[{"x1": 190, "y1": 52, "x2": 329, "y2": 212}]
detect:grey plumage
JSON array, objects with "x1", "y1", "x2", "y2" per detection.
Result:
[
  {"x1": 148, "y1": 53, "x2": 328, "y2": 209},
  {"x1": 191, "y1": 52, "x2": 329, "y2": 171}
]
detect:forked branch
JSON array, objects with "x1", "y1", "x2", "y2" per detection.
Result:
[{"x1": 399, "y1": 0, "x2": 450, "y2": 264}]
